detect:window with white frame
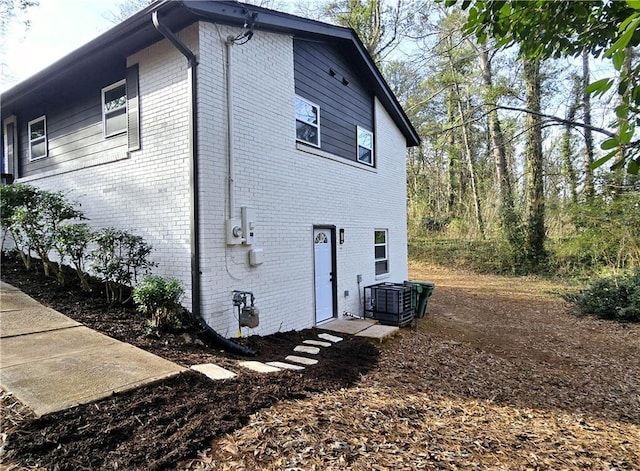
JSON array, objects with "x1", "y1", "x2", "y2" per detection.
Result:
[
  {"x1": 295, "y1": 95, "x2": 320, "y2": 147},
  {"x1": 374, "y1": 229, "x2": 388, "y2": 275},
  {"x1": 357, "y1": 126, "x2": 374, "y2": 165},
  {"x1": 102, "y1": 80, "x2": 127, "y2": 137},
  {"x1": 28, "y1": 116, "x2": 47, "y2": 161}
]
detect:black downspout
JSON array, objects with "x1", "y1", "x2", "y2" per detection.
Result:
[
  {"x1": 152, "y1": 12, "x2": 255, "y2": 357},
  {"x1": 152, "y1": 11, "x2": 200, "y2": 320}
]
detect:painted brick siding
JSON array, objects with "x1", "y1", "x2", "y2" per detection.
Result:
[
  {"x1": 197, "y1": 24, "x2": 408, "y2": 336},
  {"x1": 16, "y1": 25, "x2": 198, "y2": 308}
]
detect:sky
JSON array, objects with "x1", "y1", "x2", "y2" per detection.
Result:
[{"x1": 1, "y1": 0, "x2": 124, "y2": 92}]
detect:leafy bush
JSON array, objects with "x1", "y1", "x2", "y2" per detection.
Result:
[
  {"x1": 570, "y1": 268, "x2": 640, "y2": 322},
  {"x1": 53, "y1": 223, "x2": 94, "y2": 291},
  {"x1": 7, "y1": 187, "x2": 84, "y2": 276},
  {"x1": 1, "y1": 184, "x2": 39, "y2": 267},
  {"x1": 90, "y1": 228, "x2": 155, "y2": 303},
  {"x1": 133, "y1": 275, "x2": 185, "y2": 331}
]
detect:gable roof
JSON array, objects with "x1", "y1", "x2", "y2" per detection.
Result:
[{"x1": 1, "y1": 1, "x2": 419, "y2": 147}]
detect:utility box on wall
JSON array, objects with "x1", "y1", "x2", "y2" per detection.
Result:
[{"x1": 241, "y1": 206, "x2": 255, "y2": 245}]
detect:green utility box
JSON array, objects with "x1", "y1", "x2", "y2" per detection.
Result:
[{"x1": 404, "y1": 281, "x2": 435, "y2": 319}]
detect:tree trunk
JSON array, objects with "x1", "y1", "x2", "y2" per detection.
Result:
[
  {"x1": 478, "y1": 47, "x2": 514, "y2": 212},
  {"x1": 561, "y1": 76, "x2": 580, "y2": 205},
  {"x1": 582, "y1": 48, "x2": 595, "y2": 199},
  {"x1": 456, "y1": 93, "x2": 485, "y2": 238},
  {"x1": 523, "y1": 58, "x2": 546, "y2": 268},
  {"x1": 446, "y1": 91, "x2": 459, "y2": 218}
]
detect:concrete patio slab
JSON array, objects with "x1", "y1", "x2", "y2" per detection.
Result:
[
  {"x1": 0, "y1": 308, "x2": 81, "y2": 337},
  {"x1": 303, "y1": 340, "x2": 332, "y2": 347},
  {"x1": 0, "y1": 326, "x2": 119, "y2": 368},
  {"x1": 285, "y1": 355, "x2": 318, "y2": 366},
  {"x1": 355, "y1": 324, "x2": 399, "y2": 341},
  {"x1": 318, "y1": 333, "x2": 343, "y2": 343},
  {"x1": 266, "y1": 361, "x2": 305, "y2": 371},
  {"x1": 238, "y1": 361, "x2": 282, "y2": 373},
  {"x1": 1, "y1": 342, "x2": 185, "y2": 416},
  {"x1": 320, "y1": 318, "x2": 376, "y2": 335},
  {"x1": 294, "y1": 345, "x2": 320, "y2": 355},
  {"x1": 191, "y1": 363, "x2": 237, "y2": 380}
]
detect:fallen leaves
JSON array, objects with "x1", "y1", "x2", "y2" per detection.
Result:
[{"x1": 190, "y1": 264, "x2": 640, "y2": 470}]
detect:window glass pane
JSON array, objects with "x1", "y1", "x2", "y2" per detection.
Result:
[
  {"x1": 375, "y1": 260, "x2": 388, "y2": 275},
  {"x1": 30, "y1": 120, "x2": 45, "y2": 140},
  {"x1": 31, "y1": 140, "x2": 46, "y2": 159},
  {"x1": 375, "y1": 246, "x2": 386, "y2": 259},
  {"x1": 104, "y1": 84, "x2": 126, "y2": 113},
  {"x1": 296, "y1": 120, "x2": 318, "y2": 145},
  {"x1": 295, "y1": 97, "x2": 317, "y2": 125},
  {"x1": 358, "y1": 128, "x2": 372, "y2": 148},
  {"x1": 374, "y1": 230, "x2": 386, "y2": 244},
  {"x1": 106, "y1": 108, "x2": 127, "y2": 136},
  {"x1": 358, "y1": 146, "x2": 372, "y2": 164}
]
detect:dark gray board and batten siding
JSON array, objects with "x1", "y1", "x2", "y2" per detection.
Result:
[
  {"x1": 15, "y1": 64, "x2": 137, "y2": 178},
  {"x1": 293, "y1": 38, "x2": 374, "y2": 164}
]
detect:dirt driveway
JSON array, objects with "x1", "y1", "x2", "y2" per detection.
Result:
[{"x1": 195, "y1": 264, "x2": 640, "y2": 470}]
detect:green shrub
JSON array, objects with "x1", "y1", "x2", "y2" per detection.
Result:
[
  {"x1": 1, "y1": 183, "x2": 39, "y2": 268},
  {"x1": 133, "y1": 275, "x2": 185, "y2": 331},
  {"x1": 54, "y1": 223, "x2": 94, "y2": 291},
  {"x1": 570, "y1": 268, "x2": 640, "y2": 322},
  {"x1": 90, "y1": 228, "x2": 155, "y2": 303}
]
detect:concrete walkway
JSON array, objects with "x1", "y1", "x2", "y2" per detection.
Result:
[{"x1": 0, "y1": 281, "x2": 185, "y2": 417}]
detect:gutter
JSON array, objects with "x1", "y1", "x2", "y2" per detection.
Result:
[{"x1": 152, "y1": 11, "x2": 201, "y2": 320}]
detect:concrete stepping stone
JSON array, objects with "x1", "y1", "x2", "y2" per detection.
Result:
[
  {"x1": 285, "y1": 355, "x2": 318, "y2": 366},
  {"x1": 294, "y1": 345, "x2": 320, "y2": 355},
  {"x1": 266, "y1": 361, "x2": 305, "y2": 371},
  {"x1": 238, "y1": 361, "x2": 282, "y2": 373},
  {"x1": 191, "y1": 363, "x2": 237, "y2": 380},
  {"x1": 318, "y1": 333, "x2": 343, "y2": 343},
  {"x1": 303, "y1": 340, "x2": 332, "y2": 347}
]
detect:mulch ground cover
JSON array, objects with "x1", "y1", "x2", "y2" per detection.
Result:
[{"x1": 0, "y1": 254, "x2": 378, "y2": 470}]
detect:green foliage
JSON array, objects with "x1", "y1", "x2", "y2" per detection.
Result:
[
  {"x1": 53, "y1": 223, "x2": 94, "y2": 291},
  {"x1": 409, "y1": 237, "x2": 535, "y2": 275},
  {"x1": 552, "y1": 192, "x2": 640, "y2": 275},
  {"x1": 7, "y1": 186, "x2": 84, "y2": 276},
  {"x1": 448, "y1": 0, "x2": 640, "y2": 173},
  {"x1": 569, "y1": 268, "x2": 640, "y2": 322},
  {"x1": 90, "y1": 228, "x2": 155, "y2": 304},
  {"x1": 0, "y1": 183, "x2": 38, "y2": 266},
  {"x1": 133, "y1": 275, "x2": 185, "y2": 331}
]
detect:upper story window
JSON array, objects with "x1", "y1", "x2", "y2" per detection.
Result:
[
  {"x1": 102, "y1": 80, "x2": 127, "y2": 137},
  {"x1": 357, "y1": 126, "x2": 374, "y2": 166},
  {"x1": 295, "y1": 95, "x2": 320, "y2": 147},
  {"x1": 374, "y1": 229, "x2": 388, "y2": 276},
  {"x1": 28, "y1": 116, "x2": 47, "y2": 161}
]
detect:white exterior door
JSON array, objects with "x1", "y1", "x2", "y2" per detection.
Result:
[{"x1": 314, "y1": 227, "x2": 334, "y2": 323}]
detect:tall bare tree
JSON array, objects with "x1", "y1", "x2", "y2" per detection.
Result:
[{"x1": 523, "y1": 58, "x2": 546, "y2": 267}]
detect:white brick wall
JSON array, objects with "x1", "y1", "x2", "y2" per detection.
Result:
[
  {"x1": 197, "y1": 24, "x2": 408, "y2": 336},
  {"x1": 17, "y1": 24, "x2": 198, "y2": 308},
  {"x1": 16, "y1": 21, "x2": 409, "y2": 338}
]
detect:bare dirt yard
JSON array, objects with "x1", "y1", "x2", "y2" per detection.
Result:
[{"x1": 2, "y1": 259, "x2": 639, "y2": 470}]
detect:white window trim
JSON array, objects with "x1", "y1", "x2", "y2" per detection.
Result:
[
  {"x1": 28, "y1": 115, "x2": 47, "y2": 161},
  {"x1": 102, "y1": 79, "x2": 127, "y2": 138},
  {"x1": 3, "y1": 115, "x2": 18, "y2": 176},
  {"x1": 374, "y1": 229, "x2": 389, "y2": 277},
  {"x1": 357, "y1": 125, "x2": 374, "y2": 166},
  {"x1": 295, "y1": 95, "x2": 321, "y2": 148}
]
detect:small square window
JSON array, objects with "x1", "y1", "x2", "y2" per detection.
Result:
[
  {"x1": 374, "y1": 229, "x2": 388, "y2": 275},
  {"x1": 295, "y1": 95, "x2": 320, "y2": 147},
  {"x1": 102, "y1": 80, "x2": 127, "y2": 137},
  {"x1": 28, "y1": 116, "x2": 47, "y2": 161},
  {"x1": 357, "y1": 126, "x2": 374, "y2": 165}
]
